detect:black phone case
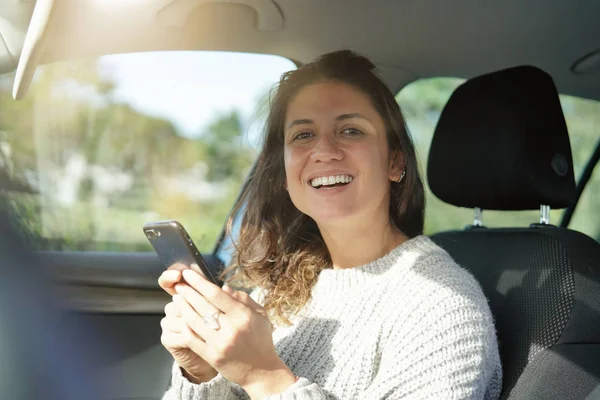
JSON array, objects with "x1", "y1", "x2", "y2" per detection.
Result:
[{"x1": 143, "y1": 220, "x2": 223, "y2": 287}]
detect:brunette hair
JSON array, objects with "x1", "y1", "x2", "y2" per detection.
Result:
[{"x1": 220, "y1": 50, "x2": 425, "y2": 326}]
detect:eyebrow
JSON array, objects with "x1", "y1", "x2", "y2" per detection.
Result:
[
  {"x1": 287, "y1": 113, "x2": 371, "y2": 129},
  {"x1": 287, "y1": 119, "x2": 313, "y2": 129},
  {"x1": 336, "y1": 113, "x2": 371, "y2": 123}
]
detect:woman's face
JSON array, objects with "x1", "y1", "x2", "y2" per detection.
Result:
[{"x1": 283, "y1": 81, "x2": 403, "y2": 226}]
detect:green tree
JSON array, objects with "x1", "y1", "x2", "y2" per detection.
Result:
[{"x1": 203, "y1": 110, "x2": 254, "y2": 182}]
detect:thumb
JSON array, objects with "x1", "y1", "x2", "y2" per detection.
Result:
[
  {"x1": 223, "y1": 285, "x2": 244, "y2": 301},
  {"x1": 222, "y1": 284, "x2": 234, "y2": 294},
  {"x1": 223, "y1": 285, "x2": 266, "y2": 315}
]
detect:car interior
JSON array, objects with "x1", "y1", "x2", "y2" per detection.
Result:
[
  {"x1": 428, "y1": 65, "x2": 600, "y2": 399},
  {"x1": 1, "y1": 1, "x2": 599, "y2": 399}
]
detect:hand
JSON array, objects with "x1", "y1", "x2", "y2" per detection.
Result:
[
  {"x1": 174, "y1": 269, "x2": 296, "y2": 398},
  {"x1": 158, "y1": 265, "x2": 217, "y2": 382}
]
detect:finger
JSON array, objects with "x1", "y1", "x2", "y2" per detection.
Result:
[
  {"x1": 164, "y1": 301, "x2": 182, "y2": 318},
  {"x1": 160, "y1": 315, "x2": 184, "y2": 333},
  {"x1": 175, "y1": 283, "x2": 220, "y2": 317},
  {"x1": 180, "y1": 323, "x2": 210, "y2": 359},
  {"x1": 222, "y1": 285, "x2": 234, "y2": 295},
  {"x1": 173, "y1": 294, "x2": 218, "y2": 342},
  {"x1": 232, "y1": 289, "x2": 264, "y2": 312},
  {"x1": 224, "y1": 286, "x2": 266, "y2": 315},
  {"x1": 182, "y1": 269, "x2": 244, "y2": 317},
  {"x1": 158, "y1": 270, "x2": 183, "y2": 295},
  {"x1": 168, "y1": 263, "x2": 190, "y2": 272},
  {"x1": 189, "y1": 263, "x2": 214, "y2": 282},
  {"x1": 161, "y1": 330, "x2": 189, "y2": 350}
]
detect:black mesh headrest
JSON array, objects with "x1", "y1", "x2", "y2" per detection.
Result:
[{"x1": 427, "y1": 66, "x2": 576, "y2": 210}]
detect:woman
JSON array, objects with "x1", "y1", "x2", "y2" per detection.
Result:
[{"x1": 159, "y1": 50, "x2": 502, "y2": 399}]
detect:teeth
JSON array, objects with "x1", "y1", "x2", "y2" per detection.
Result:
[{"x1": 310, "y1": 175, "x2": 353, "y2": 187}]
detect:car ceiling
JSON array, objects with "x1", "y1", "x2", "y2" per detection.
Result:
[{"x1": 1, "y1": 0, "x2": 600, "y2": 102}]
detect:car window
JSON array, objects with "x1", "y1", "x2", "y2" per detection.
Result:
[
  {"x1": 0, "y1": 51, "x2": 296, "y2": 253},
  {"x1": 397, "y1": 78, "x2": 600, "y2": 241},
  {"x1": 567, "y1": 151, "x2": 600, "y2": 242}
]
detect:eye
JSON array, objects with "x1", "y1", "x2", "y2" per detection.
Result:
[
  {"x1": 292, "y1": 131, "x2": 314, "y2": 141},
  {"x1": 341, "y1": 127, "x2": 364, "y2": 137}
]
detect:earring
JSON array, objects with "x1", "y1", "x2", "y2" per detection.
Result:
[{"x1": 396, "y1": 170, "x2": 406, "y2": 183}]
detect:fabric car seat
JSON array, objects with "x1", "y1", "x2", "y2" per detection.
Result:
[{"x1": 426, "y1": 65, "x2": 600, "y2": 399}]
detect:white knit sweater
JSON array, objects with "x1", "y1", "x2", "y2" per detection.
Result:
[{"x1": 163, "y1": 235, "x2": 502, "y2": 399}]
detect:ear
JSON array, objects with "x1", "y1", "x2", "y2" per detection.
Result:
[{"x1": 388, "y1": 149, "x2": 405, "y2": 182}]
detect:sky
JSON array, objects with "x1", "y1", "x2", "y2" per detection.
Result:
[{"x1": 98, "y1": 51, "x2": 296, "y2": 142}]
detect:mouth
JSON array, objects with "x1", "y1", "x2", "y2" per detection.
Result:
[{"x1": 309, "y1": 174, "x2": 354, "y2": 189}]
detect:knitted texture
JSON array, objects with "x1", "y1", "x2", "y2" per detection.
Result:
[{"x1": 163, "y1": 235, "x2": 502, "y2": 399}]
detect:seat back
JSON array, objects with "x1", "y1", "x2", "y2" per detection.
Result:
[{"x1": 427, "y1": 66, "x2": 600, "y2": 399}]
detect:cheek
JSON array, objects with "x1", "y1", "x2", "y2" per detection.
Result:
[
  {"x1": 356, "y1": 142, "x2": 388, "y2": 170},
  {"x1": 356, "y1": 144, "x2": 392, "y2": 188},
  {"x1": 373, "y1": 141, "x2": 392, "y2": 174},
  {"x1": 283, "y1": 147, "x2": 308, "y2": 208},
  {"x1": 283, "y1": 147, "x2": 304, "y2": 182},
  {"x1": 283, "y1": 148, "x2": 293, "y2": 183}
]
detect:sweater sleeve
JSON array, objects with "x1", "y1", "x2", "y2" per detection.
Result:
[
  {"x1": 162, "y1": 363, "x2": 332, "y2": 400},
  {"x1": 161, "y1": 362, "x2": 245, "y2": 400},
  {"x1": 361, "y1": 267, "x2": 503, "y2": 400}
]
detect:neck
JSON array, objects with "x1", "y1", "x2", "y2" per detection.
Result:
[{"x1": 318, "y1": 215, "x2": 408, "y2": 270}]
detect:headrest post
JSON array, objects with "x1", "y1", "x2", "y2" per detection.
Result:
[
  {"x1": 473, "y1": 207, "x2": 483, "y2": 227},
  {"x1": 540, "y1": 205, "x2": 551, "y2": 225}
]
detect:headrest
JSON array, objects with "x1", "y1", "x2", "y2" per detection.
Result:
[{"x1": 427, "y1": 66, "x2": 576, "y2": 211}]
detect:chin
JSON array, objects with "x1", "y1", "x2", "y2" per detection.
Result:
[{"x1": 306, "y1": 206, "x2": 359, "y2": 226}]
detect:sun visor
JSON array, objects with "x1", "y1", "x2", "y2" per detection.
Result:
[{"x1": 12, "y1": 0, "x2": 56, "y2": 100}]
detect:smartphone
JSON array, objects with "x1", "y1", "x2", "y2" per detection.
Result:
[{"x1": 143, "y1": 220, "x2": 223, "y2": 287}]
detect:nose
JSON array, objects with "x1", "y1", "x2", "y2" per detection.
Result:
[{"x1": 311, "y1": 133, "x2": 343, "y2": 162}]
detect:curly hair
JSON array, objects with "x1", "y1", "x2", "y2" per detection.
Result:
[{"x1": 219, "y1": 50, "x2": 425, "y2": 326}]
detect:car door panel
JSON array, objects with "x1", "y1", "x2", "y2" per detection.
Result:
[{"x1": 41, "y1": 251, "x2": 224, "y2": 399}]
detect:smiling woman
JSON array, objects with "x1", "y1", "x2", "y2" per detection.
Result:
[
  {"x1": 284, "y1": 83, "x2": 403, "y2": 228},
  {"x1": 158, "y1": 50, "x2": 503, "y2": 399}
]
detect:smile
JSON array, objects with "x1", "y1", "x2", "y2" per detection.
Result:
[{"x1": 310, "y1": 175, "x2": 354, "y2": 189}]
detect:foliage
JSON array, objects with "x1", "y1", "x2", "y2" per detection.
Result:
[
  {"x1": 0, "y1": 58, "x2": 254, "y2": 253},
  {"x1": 1, "y1": 59, "x2": 598, "y2": 256}
]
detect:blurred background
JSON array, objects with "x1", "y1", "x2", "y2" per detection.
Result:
[{"x1": 0, "y1": 50, "x2": 598, "y2": 256}]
